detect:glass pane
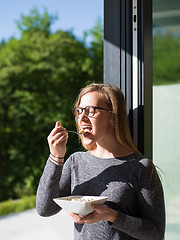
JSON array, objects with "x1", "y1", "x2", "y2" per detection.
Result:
[{"x1": 153, "y1": 1, "x2": 180, "y2": 239}]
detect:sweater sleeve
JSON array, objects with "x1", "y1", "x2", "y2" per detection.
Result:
[
  {"x1": 36, "y1": 158, "x2": 71, "y2": 217},
  {"x1": 111, "y1": 159, "x2": 165, "y2": 240}
]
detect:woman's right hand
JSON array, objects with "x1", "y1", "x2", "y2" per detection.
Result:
[{"x1": 47, "y1": 121, "x2": 68, "y2": 158}]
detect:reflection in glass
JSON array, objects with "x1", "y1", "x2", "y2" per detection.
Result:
[{"x1": 153, "y1": 1, "x2": 180, "y2": 239}]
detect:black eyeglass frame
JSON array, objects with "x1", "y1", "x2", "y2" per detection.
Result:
[{"x1": 73, "y1": 105, "x2": 112, "y2": 118}]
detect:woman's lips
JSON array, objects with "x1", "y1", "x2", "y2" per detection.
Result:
[
  {"x1": 80, "y1": 127, "x2": 92, "y2": 135},
  {"x1": 83, "y1": 131, "x2": 91, "y2": 136}
]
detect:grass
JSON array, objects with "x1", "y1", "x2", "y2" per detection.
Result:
[{"x1": 0, "y1": 195, "x2": 36, "y2": 217}]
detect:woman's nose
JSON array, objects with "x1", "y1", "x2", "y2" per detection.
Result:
[{"x1": 78, "y1": 110, "x2": 88, "y2": 121}]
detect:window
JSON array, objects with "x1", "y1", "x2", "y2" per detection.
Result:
[{"x1": 153, "y1": 1, "x2": 180, "y2": 239}]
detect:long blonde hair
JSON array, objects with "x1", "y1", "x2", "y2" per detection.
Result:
[{"x1": 74, "y1": 83, "x2": 139, "y2": 153}]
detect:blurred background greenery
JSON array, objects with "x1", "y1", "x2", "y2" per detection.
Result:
[{"x1": 0, "y1": 7, "x2": 103, "y2": 208}]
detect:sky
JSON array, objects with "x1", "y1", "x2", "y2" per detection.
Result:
[{"x1": 0, "y1": 0, "x2": 103, "y2": 42}]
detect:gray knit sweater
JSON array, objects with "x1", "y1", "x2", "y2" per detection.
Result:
[{"x1": 36, "y1": 151, "x2": 165, "y2": 240}]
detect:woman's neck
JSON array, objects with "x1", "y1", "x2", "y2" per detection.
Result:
[{"x1": 90, "y1": 141, "x2": 134, "y2": 159}]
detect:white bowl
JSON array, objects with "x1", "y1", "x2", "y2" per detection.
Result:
[{"x1": 53, "y1": 195, "x2": 108, "y2": 216}]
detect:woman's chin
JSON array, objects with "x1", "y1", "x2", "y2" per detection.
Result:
[{"x1": 82, "y1": 142, "x2": 96, "y2": 150}]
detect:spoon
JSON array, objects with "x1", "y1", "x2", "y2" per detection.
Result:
[{"x1": 66, "y1": 130, "x2": 85, "y2": 135}]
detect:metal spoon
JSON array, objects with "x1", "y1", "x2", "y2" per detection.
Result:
[{"x1": 66, "y1": 130, "x2": 84, "y2": 135}]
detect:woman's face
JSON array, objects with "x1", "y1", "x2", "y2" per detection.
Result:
[{"x1": 77, "y1": 91, "x2": 114, "y2": 148}]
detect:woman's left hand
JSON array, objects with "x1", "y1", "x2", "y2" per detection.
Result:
[{"x1": 69, "y1": 204, "x2": 118, "y2": 224}]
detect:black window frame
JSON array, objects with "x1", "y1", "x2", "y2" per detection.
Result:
[{"x1": 104, "y1": 0, "x2": 152, "y2": 159}]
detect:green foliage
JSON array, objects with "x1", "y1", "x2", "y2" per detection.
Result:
[
  {"x1": 87, "y1": 17, "x2": 103, "y2": 78},
  {"x1": 0, "y1": 196, "x2": 36, "y2": 216},
  {"x1": 0, "y1": 8, "x2": 103, "y2": 201},
  {"x1": 16, "y1": 7, "x2": 57, "y2": 37},
  {"x1": 153, "y1": 34, "x2": 180, "y2": 85}
]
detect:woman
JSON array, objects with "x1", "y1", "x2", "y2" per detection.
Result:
[{"x1": 36, "y1": 83, "x2": 165, "y2": 240}]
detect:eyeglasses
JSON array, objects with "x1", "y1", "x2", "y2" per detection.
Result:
[{"x1": 73, "y1": 105, "x2": 112, "y2": 118}]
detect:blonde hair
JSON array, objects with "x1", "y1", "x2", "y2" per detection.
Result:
[{"x1": 74, "y1": 83, "x2": 139, "y2": 153}]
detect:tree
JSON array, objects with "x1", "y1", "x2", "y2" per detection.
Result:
[
  {"x1": 153, "y1": 33, "x2": 180, "y2": 85},
  {"x1": 83, "y1": 17, "x2": 103, "y2": 81},
  {"x1": 16, "y1": 7, "x2": 57, "y2": 37},
  {"x1": 0, "y1": 8, "x2": 103, "y2": 201}
]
